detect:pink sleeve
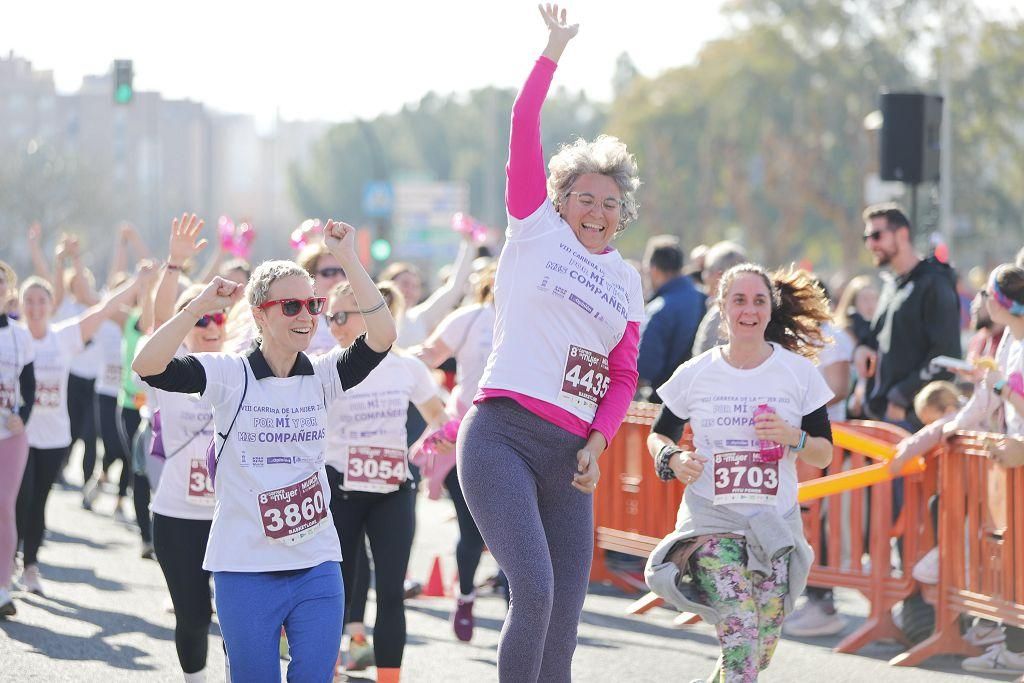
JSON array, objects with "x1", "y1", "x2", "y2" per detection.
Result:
[
  {"x1": 506, "y1": 57, "x2": 557, "y2": 220},
  {"x1": 591, "y1": 321, "x2": 641, "y2": 446}
]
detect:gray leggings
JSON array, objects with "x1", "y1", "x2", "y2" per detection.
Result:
[{"x1": 457, "y1": 398, "x2": 592, "y2": 683}]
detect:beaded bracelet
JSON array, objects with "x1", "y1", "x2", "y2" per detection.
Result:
[
  {"x1": 655, "y1": 443, "x2": 682, "y2": 482},
  {"x1": 359, "y1": 300, "x2": 387, "y2": 315}
]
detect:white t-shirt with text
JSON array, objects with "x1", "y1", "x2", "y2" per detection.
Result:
[
  {"x1": 325, "y1": 352, "x2": 439, "y2": 493},
  {"x1": 26, "y1": 322, "x2": 84, "y2": 449},
  {"x1": 0, "y1": 322, "x2": 35, "y2": 441},
  {"x1": 479, "y1": 201, "x2": 644, "y2": 423},
  {"x1": 657, "y1": 343, "x2": 833, "y2": 517},
  {"x1": 434, "y1": 303, "x2": 495, "y2": 419},
  {"x1": 150, "y1": 379, "x2": 217, "y2": 521}
]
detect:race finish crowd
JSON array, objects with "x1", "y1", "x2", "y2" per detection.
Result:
[{"x1": 2, "y1": 5, "x2": 1024, "y2": 683}]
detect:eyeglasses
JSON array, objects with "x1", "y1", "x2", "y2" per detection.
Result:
[
  {"x1": 326, "y1": 310, "x2": 360, "y2": 326},
  {"x1": 257, "y1": 297, "x2": 326, "y2": 317},
  {"x1": 566, "y1": 191, "x2": 624, "y2": 212},
  {"x1": 317, "y1": 267, "x2": 346, "y2": 279},
  {"x1": 862, "y1": 226, "x2": 895, "y2": 243},
  {"x1": 195, "y1": 312, "x2": 226, "y2": 328}
]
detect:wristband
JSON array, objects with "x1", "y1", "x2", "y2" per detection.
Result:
[
  {"x1": 993, "y1": 380, "x2": 1008, "y2": 398},
  {"x1": 792, "y1": 430, "x2": 808, "y2": 452},
  {"x1": 655, "y1": 443, "x2": 682, "y2": 482},
  {"x1": 165, "y1": 262, "x2": 183, "y2": 271},
  {"x1": 360, "y1": 299, "x2": 387, "y2": 315}
]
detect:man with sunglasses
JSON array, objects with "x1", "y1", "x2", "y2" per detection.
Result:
[{"x1": 853, "y1": 203, "x2": 961, "y2": 426}]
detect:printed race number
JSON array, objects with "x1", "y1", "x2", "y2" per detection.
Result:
[
  {"x1": 559, "y1": 345, "x2": 610, "y2": 411},
  {"x1": 346, "y1": 446, "x2": 407, "y2": 493},
  {"x1": 713, "y1": 451, "x2": 779, "y2": 505},
  {"x1": 34, "y1": 384, "x2": 62, "y2": 409},
  {"x1": 186, "y1": 457, "x2": 215, "y2": 506},
  {"x1": 257, "y1": 473, "x2": 328, "y2": 545}
]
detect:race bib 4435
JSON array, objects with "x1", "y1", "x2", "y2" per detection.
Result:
[{"x1": 558, "y1": 345, "x2": 610, "y2": 411}]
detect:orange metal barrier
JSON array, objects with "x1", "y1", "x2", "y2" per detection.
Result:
[
  {"x1": 892, "y1": 431, "x2": 1024, "y2": 667},
  {"x1": 591, "y1": 405, "x2": 939, "y2": 655}
]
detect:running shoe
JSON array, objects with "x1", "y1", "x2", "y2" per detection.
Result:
[
  {"x1": 911, "y1": 547, "x2": 939, "y2": 585},
  {"x1": 19, "y1": 565, "x2": 44, "y2": 596},
  {"x1": 0, "y1": 587, "x2": 15, "y2": 617},
  {"x1": 964, "y1": 620, "x2": 1007, "y2": 648},
  {"x1": 403, "y1": 578, "x2": 422, "y2": 600},
  {"x1": 348, "y1": 634, "x2": 375, "y2": 670},
  {"x1": 82, "y1": 479, "x2": 101, "y2": 510},
  {"x1": 782, "y1": 600, "x2": 847, "y2": 637},
  {"x1": 962, "y1": 643, "x2": 1024, "y2": 674},
  {"x1": 113, "y1": 506, "x2": 131, "y2": 525},
  {"x1": 451, "y1": 598, "x2": 475, "y2": 642}
]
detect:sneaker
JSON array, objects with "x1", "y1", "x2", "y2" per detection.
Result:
[
  {"x1": 140, "y1": 543, "x2": 156, "y2": 560},
  {"x1": 0, "y1": 587, "x2": 15, "y2": 618},
  {"x1": 964, "y1": 620, "x2": 1007, "y2": 647},
  {"x1": 19, "y1": 565, "x2": 44, "y2": 596},
  {"x1": 82, "y1": 479, "x2": 101, "y2": 510},
  {"x1": 912, "y1": 547, "x2": 939, "y2": 585},
  {"x1": 962, "y1": 643, "x2": 1024, "y2": 674},
  {"x1": 403, "y1": 578, "x2": 422, "y2": 600},
  {"x1": 348, "y1": 634, "x2": 374, "y2": 670},
  {"x1": 451, "y1": 598, "x2": 475, "y2": 642},
  {"x1": 782, "y1": 600, "x2": 847, "y2": 637}
]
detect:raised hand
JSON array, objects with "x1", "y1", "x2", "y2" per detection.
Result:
[
  {"x1": 187, "y1": 276, "x2": 239, "y2": 316},
  {"x1": 136, "y1": 259, "x2": 160, "y2": 290},
  {"x1": 323, "y1": 220, "x2": 358, "y2": 263},
  {"x1": 538, "y1": 3, "x2": 579, "y2": 62},
  {"x1": 169, "y1": 213, "x2": 208, "y2": 266},
  {"x1": 27, "y1": 222, "x2": 42, "y2": 246}
]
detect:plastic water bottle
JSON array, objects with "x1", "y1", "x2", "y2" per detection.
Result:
[{"x1": 752, "y1": 404, "x2": 785, "y2": 462}]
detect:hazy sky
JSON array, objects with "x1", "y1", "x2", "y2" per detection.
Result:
[{"x1": 3, "y1": 0, "x2": 1018, "y2": 127}]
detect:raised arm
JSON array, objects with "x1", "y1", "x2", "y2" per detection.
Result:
[
  {"x1": 324, "y1": 220, "x2": 397, "y2": 353},
  {"x1": 506, "y1": 5, "x2": 578, "y2": 219},
  {"x1": 28, "y1": 223, "x2": 52, "y2": 281},
  {"x1": 51, "y1": 236, "x2": 69, "y2": 311},
  {"x1": 405, "y1": 236, "x2": 474, "y2": 334},
  {"x1": 75, "y1": 261, "x2": 154, "y2": 343},
  {"x1": 133, "y1": 276, "x2": 238, "y2": 377}
]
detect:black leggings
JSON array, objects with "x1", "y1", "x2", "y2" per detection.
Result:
[
  {"x1": 445, "y1": 466, "x2": 485, "y2": 596},
  {"x1": 67, "y1": 374, "x2": 98, "y2": 483},
  {"x1": 153, "y1": 513, "x2": 213, "y2": 674},
  {"x1": 15, "y1": 446, "x2": 70, "y2": 566},
  {"x1": 328, "y1": 469, "x2": 415, "y2": 669},
  {"x1": 97, "y1": 395, "x2": 132, "y2": 497}
]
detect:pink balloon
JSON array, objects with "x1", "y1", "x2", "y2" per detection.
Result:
[{"x1": 218, "y1": 216, "x2": 235, "y2": 250}]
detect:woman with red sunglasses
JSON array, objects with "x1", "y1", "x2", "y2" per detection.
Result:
[{"x1": 134, "y1": 219, "x2": 397, "y2": 683}]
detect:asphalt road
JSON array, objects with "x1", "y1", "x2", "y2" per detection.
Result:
[{"x1": 0, "y1": 453, "x2": 997, "y2": 682}]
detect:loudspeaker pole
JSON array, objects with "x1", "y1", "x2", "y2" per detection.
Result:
[{"x1": 909, "y1": 183, "x2": 919, "y2": 236}]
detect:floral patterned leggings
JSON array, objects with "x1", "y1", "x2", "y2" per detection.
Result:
[{"x1": 690, "y1": 536, "x2": 790, "y2": 683}]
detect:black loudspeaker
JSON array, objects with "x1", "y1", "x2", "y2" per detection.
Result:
[{"x1": 879, "y1": 93, "x2": 943, "y2": 184}]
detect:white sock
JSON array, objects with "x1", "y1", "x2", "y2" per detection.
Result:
[
  {"x1": 459, "y1": 591, "x2": 476, "y2": 602},
  {"x1": 183, "y1": 669, "x2": 205, "y2": 683}
]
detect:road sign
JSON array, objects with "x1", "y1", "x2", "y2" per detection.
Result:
[{"x1": 362, "y1": 181, "x2": 394, "y2": 218}]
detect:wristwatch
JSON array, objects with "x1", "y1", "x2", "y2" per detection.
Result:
[
  {"x1": 791, "y1": 430, "x2": 808, "y2": 452},
  {"x1": 993, "y1": 379, "x2": 1008, "y2": 397}
]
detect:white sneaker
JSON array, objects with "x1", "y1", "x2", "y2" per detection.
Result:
[
  {"x1": 0, "y1": 587, "x2": 15, "y2": 617},
  {"x1": 964, "y1": 620, "x2": 1006, "y2": 648},
  {"x1": 782, "y1": 600, "x2": 848, "y2": 637},
  {"x1": 19, "y1": 564, "x2": 44, "y2": 596},
  {"x1": 82, "y1": 478, "x2": 101, "y2": 510},
  {"x1": 911, "y1": 547, "x2": 939, "y2": 585},
  {"x1": 962, "y1": 643, "x2": 1024, "y2": 674}
]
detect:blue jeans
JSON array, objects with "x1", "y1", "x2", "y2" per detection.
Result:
[{"x1": 214, "y1": 560, "x2": 344, "y2": 683}]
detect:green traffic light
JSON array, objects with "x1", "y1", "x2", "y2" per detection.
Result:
[
  {"x1": 115, "y1": 83, "x2": 133, "y2": 104},
  {"x1": 370, "y1": 239, "x2": 392, "y2": 261}
]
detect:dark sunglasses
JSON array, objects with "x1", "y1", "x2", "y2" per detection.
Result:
[
  {"x1": 317, "y1": 267, "x2": 346, "y2": 279},
  {"x1": 195, "y1": 312, "x2": 226, "y2": 328},
  {"x1": 862, "y1": 229, "x2": 887, "y2": 243},
  {"x1": 258, "y1": 297, "x2": 326, "y2": 317},
  {"x1": 326, "y1": 310, "x2": 361, "y2": 326}
]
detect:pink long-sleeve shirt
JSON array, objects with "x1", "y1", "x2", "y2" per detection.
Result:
[{"x1": 476, "y1": 56, "x2": 640, "y2": 447}]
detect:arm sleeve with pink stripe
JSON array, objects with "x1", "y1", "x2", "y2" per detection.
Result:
[
  {"x1": 591, "y1": 321, "x2": 641, "y2": 446},
  {"x1": 506, "y1": 57, "x2": 557, "y2": 219}
]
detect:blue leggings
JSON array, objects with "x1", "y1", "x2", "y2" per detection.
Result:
[{"x1": 214, "y1": 560, "x2": 344, "y2": 683}]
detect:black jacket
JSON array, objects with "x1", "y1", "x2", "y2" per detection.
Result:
[{"x1": 859, "y1": 257, "x2": 961, "y2": 420}]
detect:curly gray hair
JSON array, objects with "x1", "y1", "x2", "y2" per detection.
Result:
[
  {"x1": 245, "y1": 260, "x2": 314, "y2": 307},
  {"x1": 547, "y1": 135, "x2": 640, "y2": 231}
]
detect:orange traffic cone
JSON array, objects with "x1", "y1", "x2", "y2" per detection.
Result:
[{"x1": 422, "y1": 556, "x2": 446, "y2": 597}]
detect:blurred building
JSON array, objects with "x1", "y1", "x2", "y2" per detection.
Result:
[{"x1": 0, "y1": 51, "x2": 328, "y2": 273}]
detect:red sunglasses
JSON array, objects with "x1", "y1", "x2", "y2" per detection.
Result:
[
  {"x1": 257, "y1": 297, "x2": 326, "y2": 317},
  {"x1": 195, "y1": 312, "x2": 226, "y2": 328}
]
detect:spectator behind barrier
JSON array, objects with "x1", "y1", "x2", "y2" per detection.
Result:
[
  {"x1": 690, "y1": 240, "x2": 747, "y2": 357},
  {"x1": 637, "y1": 235, "x2": 706, "y2": 402}
]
